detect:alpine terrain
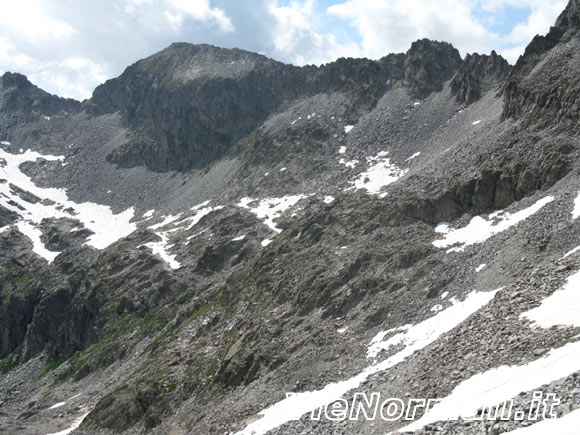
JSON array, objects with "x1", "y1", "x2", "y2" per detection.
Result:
[{"x1": 1, "y1": 1, "x2": 580, "y2": 434}]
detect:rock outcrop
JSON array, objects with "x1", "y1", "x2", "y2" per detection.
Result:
[
  {"x1": 404, "y1": 39, "x2": 463, "y2": 99},
  {"x1": 0, "y1": 72, "x2": 80, "y2": 130},
  {"x1": 451, "y1": 51, "x2": 510, "y2": 105},
  {"x1": 502, "y1": 0, "x2": 580, "y2": 130}
]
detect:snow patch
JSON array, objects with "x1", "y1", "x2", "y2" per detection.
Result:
[
  {"x1": 0, "y1": 148, "x2": 137, "y2": 259},
  {"x1": 232, "y1": 235, "x2": 245, "y2": 241},
  {"x1": 400, "y1": 266, "x2": 580, "y2": 432},
  {"x1": 504, "y1": 408, "x2": 580, "y2": 434},
  {"x1": 561, "y1": 245, "x2": 580, "y2": 259},
  {"x1": 472, "y1": 120, "x2": 481, "y2": 125},
  {"x1": 46, "y1": 411, "x2": 90, "y2": 435},
  {"x1": 339, "y1": 146, "x2": 346, "y2": 154},
  {"x1": 144, "y1": 202, "x2": 223, "y2": 269},
  {"x1": 16, "y1": 221, "x2": 60, "y2": 262},
  {"x1": 235, "y1": 288, "x2": 499, "y2": 435},
  {"x1": 521, "y1": 268, "x2": 580, "y2": 328},
  {"x1": 431, "y1": 304, "x2": 443, "y2": 312},
  {"x1": 399, "y1": 340, "x2": 580, "y2": 433},
  {"x1": 238, "y1": 195, "x2": 306, "y2": 233},
  {"x1": 433, "y1": 196, "x2": 554, "y2": 252},
  {"x1": 143, "y1": 233, "x2": 181, "y2": 269},
  {"x1": 572, "y1": 191, "x2": 580, "y2": 219},
  {"x1": 350, "y1": 151, "x2": 407, "y2": 195},
  {"x1": 49, "y1": 402, "x2": 66, "y2": 410},
  {"x1": 405, "y1": 152, "x2": 421, "y2": 161},
  {"x1": 475, "y1": 263, "x2": 487, "y2": 272},
  {"x1": 323, "y1": 196, "x2": 335, "y2": 204},
  {"x1": 339, "y1": 158, "x2": 358, "y2": 168},
  {"x1": 142, "y1": 209, "x2": 155, "y2": 219},
  {"x1": 344, "y1": 125, "x2": 354, "y2": 133},
  {"x1": 261, "y1": 239, "x2": 272, "y2": 247},
  {"x1": 337, "y1": 327, "x2": 348, "y2": 334}
]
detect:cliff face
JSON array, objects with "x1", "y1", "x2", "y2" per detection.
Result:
[
  {"x1": 4, "y1": 4, "x2": 580, "y2": 434},
  {"x1": 403, "y1": 39, "x2": 463, "y2": 99},
  {"x1": 0, "y1": 72, "x2": 80, "y2": 130},
  {"x1": 451, "y1": 51, "x2": 510, "y2": 105},
  {"x1": 502, "y1": 0, "x2": 580, "y2": 131},
  {"x1": 86, "y1": 40, "x2": 475, "y2": 173}
]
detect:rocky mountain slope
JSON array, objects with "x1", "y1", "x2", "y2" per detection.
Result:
[{"x1": 1, "y1": 1, "x2": 580, "y2": 434}]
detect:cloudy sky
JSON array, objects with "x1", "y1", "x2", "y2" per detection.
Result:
[{"x1": 0, "y1": 0, "x2": 568, "y2": 100}]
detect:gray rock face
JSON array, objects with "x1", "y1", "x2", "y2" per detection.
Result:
[
  {"x1": 0, "y1": 72, "x2": 80, "y2": 131},
  {"x1": 403, "y1": 39, "x2": 462, "y2": 99},
  {"x1": 451, "y1": 51, "x2": 510, "y2": 105},
  {"x1": 502, "y1": 0, "x2": 580, "y2": 131},
  {"x1": 2, "y1": 4, "x2": 580, "y2": 434},
  {"x1": 87, "y1": 40, "x2": 464, "y2": 173}
]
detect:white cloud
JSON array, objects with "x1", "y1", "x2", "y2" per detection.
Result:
[
  {"x1": 0, "y1": 0, "x2": 74, "y2": 41},
  {"x1": 505, "y1": 1, "x2": 567, "y2": 45},
  {"x1": 166, "y1": 0, "x2": 234, "y2": 33},
  {"x1": 0, "y1": 0, "x2": 570, "y2": 100},
  {"x1": 327, "y1": 0, "x2": 566, "y2": 63},
  {"x1": 266, "y1": 0, "x2": 360, "y2": 65}
]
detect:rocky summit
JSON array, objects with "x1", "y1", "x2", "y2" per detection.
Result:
[{"x1": 1, "y1": 1, "x2": 580, "y2": 434}]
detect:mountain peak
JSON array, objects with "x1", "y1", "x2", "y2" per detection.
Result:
[
  {"x1": 404, "y1": 39, "x2": 463, "y2": 99},
  {"x1": 0, "y1": 72, "x2": 80, "y2": 127},
  {"x1": 555, "y1": 0, "x2": 580, "y2": 29}
]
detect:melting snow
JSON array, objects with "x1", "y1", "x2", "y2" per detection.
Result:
[
  {"x1": 144, "y1": 202, "x2": 223, "y2": 269},
  {"x1": 399, "y1": 339, "x2": 580, "y2": 432},
  {"x1": 344, "y1": 125, "x2": 354, "y2": 133},
  {"x1": 16, "y1": 221, "x2": 60, "y2": 262},
  {"x1": 235, "y1": 289, "x2": 499, "y2": 435},
  {"x1": 339, "y1": 158, "x2": 359, "y2": 168},
  {"x1": 46, "y1": 411, "x2": 90, "y2": 435},
  {"x1": 572, "y1": 192, "x2": 580, "y2": 219},
  {"x1": 433, "y1": 196, "x2": 554, "y2": 252},
  {"x1": 561, "y1": 245, "x2": 580, "y2": 259},
  {"x1": 431, "y1": 304, "x2": 443, "y2": 312},
  {"x1": 143, "y1": 233, "x2": 181, "y2": 269},
  {"x1": 475, "y1": 263, "x2": 487, "y2": 272},
  {"x1": 339, "y1": 146, "x2": 346, "y2": 154},
  {"x1": 405, "y1": 152, "x2": 421, "y2": 161},
  {"x1": 142, "y1": 209, "x2": 155, "y2": 219},
  {"x1": 504, "y1": 408, "x2": 580, "y2": 434},
  {"x1": 350, "y1": 151, "x2": 407, "y2": 195},
  {"x1": 0, "y1": 148, "x2": 137, "y2": 261},
  {"x1": 238, "y1": 195, "x2": 306, "y2": 233},
  {"x1": 400, "y1": 265, "x2": 580, "y2": 432},
  {"x1": 521, "y1": 269, "x2": 580, "y2": 328}
]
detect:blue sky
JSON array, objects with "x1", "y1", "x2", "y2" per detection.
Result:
[{"x1": 0, "y1": 0, "x2": 568, "y2": 100}]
